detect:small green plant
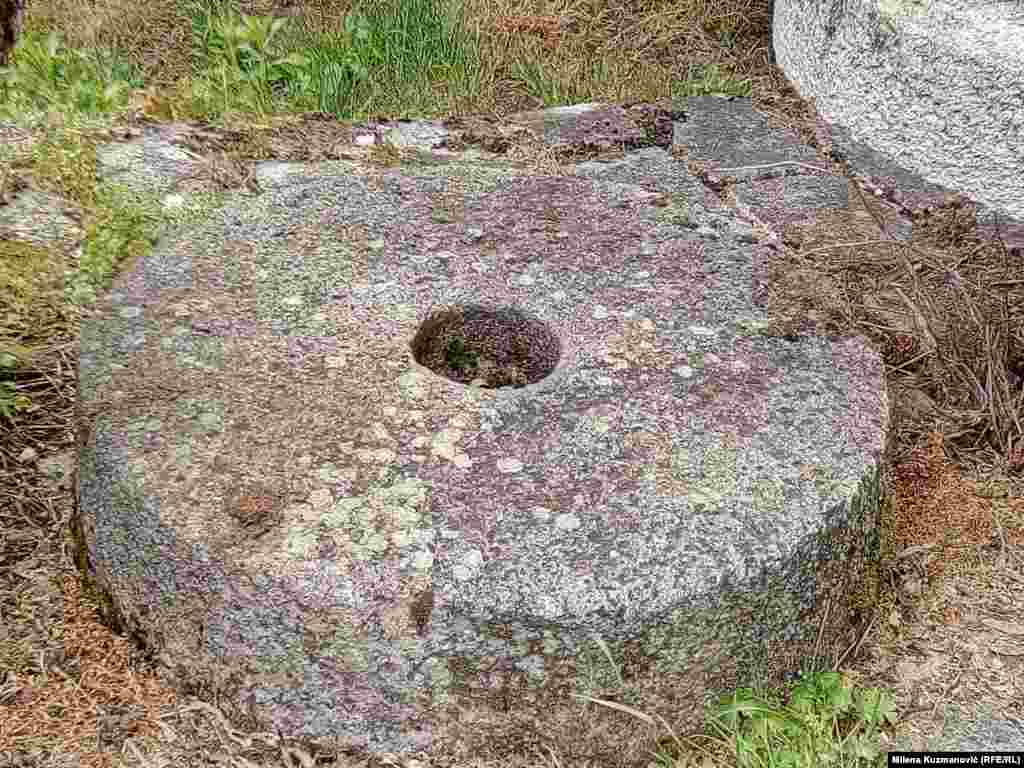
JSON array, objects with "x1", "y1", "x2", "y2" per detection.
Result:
[
  {"x1": 444, "y1": 337, "x2": 479, "y2": 374},
  {"x1": 702, "y1": 671, "x2": 896, "y2": 767},
  {"x1": 180, "y1": 3, "x2": 309, "y2": 117},
  {"x1": 291, "y1": 13, "x2": 381, "y2": 115},
  {"x1": 581, "y1": 670, "x2": 896, "y2": 768},
  {"x1": 0, "y1": 350, "x2": 32, "y2": 421},
  {"x1": 0, "y1": 29, "x2": 140, "y2": 120},
  {"x1": 676, "y1": 62, "x2": 752, "y2": 98},
  {"x1": 179, "y1": 3, "x2": 382, "y2": 120}
]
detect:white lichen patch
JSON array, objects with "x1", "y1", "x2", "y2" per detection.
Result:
[
  {"x1": 431, "y1": 427, "x2": 464, "y2": 462},
  {"x1": 623, "y1": 430, "x2": 689, "y2": 497},
  {"x1": 554, "y1": 513, "x2": 581, "y2": 531},
  {"x1": 315, "y1": 476, "x2": 432, "y2": 566},
  {"x1": 452, "y1": 549, "x2": 484, "y2": 582},
  {"x1": 315, "y1": 614, "x2": 373, "y2": 673},
  {"x1": 316, "y1": 461, "x2": 356, "y2": 485},
  {"x1": 654, "y1": 192, "x2": 692, "y2": 227},
  {"x1": 287, "y1": 526, "x2": 319, "y2": 560},
  {"x1": 173, "y1": 398, "x2": 226, "y2": 434},
  {"x1": 752, "y1": 478, "x2": 786, "y2": 515},
  {"x1": 159, "y1": 189, "x2": 228, "y2": 225},
  {"x1": 426, "y1": 656, "x2": 454, "y2": 705},
  {"x1": 398, "y1": 368, "x2": 434, "y2": 401},
  {"x1": 809, "y1": 464, "x2": 860, "y2": 504},
  {"x1": 602, "y1": 316, "x2": 675, "y2": 370},
  {"x1": 623, "y1": 430, "x2": 743, "y2": 513},
  {"x1": 690, "y1": 441, "x2": 739, "y2": 513},
  {"x1": 734, "y1": 317, "x2": 773, "y2": 336},
  {"x1": 666, "y1": 445, "x2": 690, "y2": 487},
  {"x1": 877, "y1": 0, "x2": 930, "y2": 35},
  {"x1": 249, "y1": 635, "x2": 308, "y2": 679},
  {"x1": 531, "y1": 507, "x2": 553, "y2": 522},
  {"x1": 878, "y1": 0, "x2": 929, "y2": 20},
  {"x1": 353, "y1": 446, "x2": 399, "y2": 465}
]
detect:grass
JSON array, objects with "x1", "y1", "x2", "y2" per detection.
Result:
[{"x1": 0, "y1": 0, "x2": 1021, "y2": 766}]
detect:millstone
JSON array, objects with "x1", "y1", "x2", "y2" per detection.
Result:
[{"x1": 75, "y1": 100, "x2": 887, "y2": 757}]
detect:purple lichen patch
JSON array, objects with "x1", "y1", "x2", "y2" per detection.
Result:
[{"x1": 73, "y1": 97, "x2": 888, "y2": 760}]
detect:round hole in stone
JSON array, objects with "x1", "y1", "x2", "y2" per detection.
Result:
[{"x1": 410, "y1": 304, "x2": 561, "y2": 389}]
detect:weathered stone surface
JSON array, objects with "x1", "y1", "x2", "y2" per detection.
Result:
[
  {"x1": 73, "y1": 96, "x2": 889, "y2": 759},
  {"x1": 774, "y1": 0, "x2": 1024, "y2": 226}
]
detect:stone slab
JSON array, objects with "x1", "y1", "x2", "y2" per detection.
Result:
[
  {"x1": 773, "y1": 0, "x2": 1024, "y2": 228},
  {"x1": 72, "y1": 97, "x2": 887, "y2": 759}
]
